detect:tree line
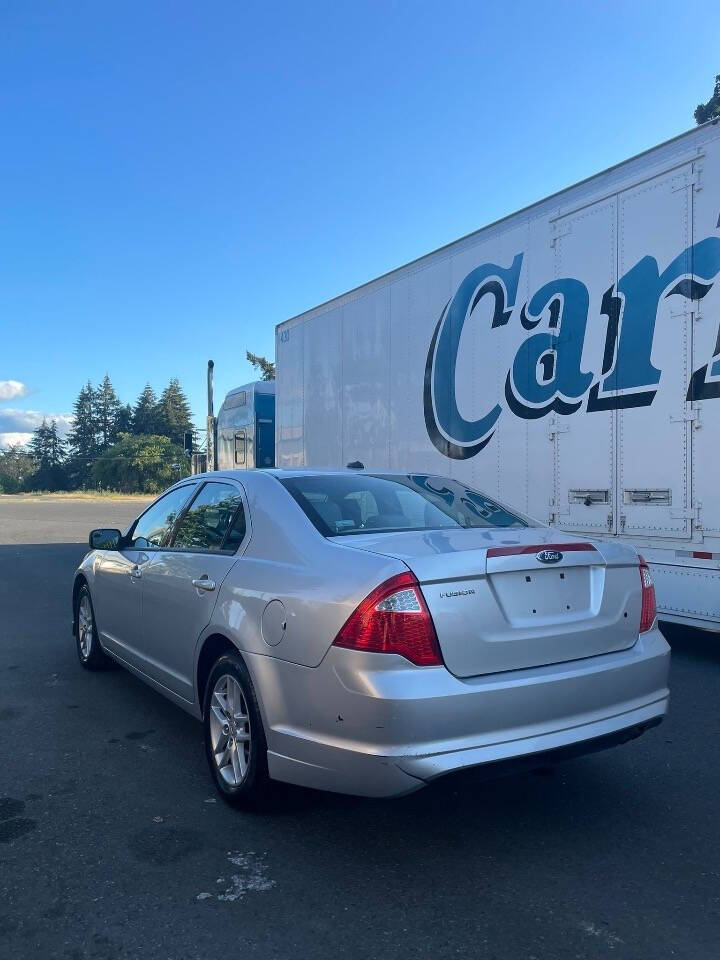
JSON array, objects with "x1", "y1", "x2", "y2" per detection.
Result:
[{"x1": 0, "y1": 375, "x2": 194, "y2": 494}]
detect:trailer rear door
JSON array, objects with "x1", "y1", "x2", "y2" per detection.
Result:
[
  {"x1": 616, "y1": 164, "x2": 694, "y2": 539},
  {"x1": 689, "y1": 149, "x2": 720, "y2": 539},
  {"x1": 552, "y1": 197, "x2": 617, "y2": 535}
]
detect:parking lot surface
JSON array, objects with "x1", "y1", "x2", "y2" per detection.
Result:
[
  {"x1": 0, "y1": 498, "x2": 718, "y2": 959},
  {"x1": 0, "y1": 494, "x2": 151, "y2": 545}
]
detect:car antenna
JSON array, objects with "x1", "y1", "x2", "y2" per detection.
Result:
[{"x1": 346, "y1": 461, "x2": 364, "y2": 470}]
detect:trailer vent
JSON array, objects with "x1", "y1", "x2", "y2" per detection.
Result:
[
  {"x1": 623, "y1": 488, "x2": 671, "y2": 505},
  {"x1": 568, "y1": 489, "x2": 609, "y2": 505}
]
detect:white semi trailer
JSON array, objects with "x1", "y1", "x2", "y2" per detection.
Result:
[{"x1": 274, "y1": 120, "x2": 720, "y2": 631}]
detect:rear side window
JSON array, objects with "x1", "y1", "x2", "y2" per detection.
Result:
[
  {"x1": 171, "y1": 482, "x2": 245, "y2": 552},
  {"x1": 280, "y1": 474, "x2": 529, "y2": 537},
  {"x1": 223, "y1": 506, "x2": 247, "y2": 552},
  {"x1": 131, "y1": 485, "x2": 196, "y2": 548}
]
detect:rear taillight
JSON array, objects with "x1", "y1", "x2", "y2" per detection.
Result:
[
  {"x1": 333, "y1": 572, "x2": 443, "y2": 666},
  {"x1": 638, "y1": 555, "x2": 657, "y2": 633}
]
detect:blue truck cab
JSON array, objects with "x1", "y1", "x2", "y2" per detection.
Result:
[{"x1": 215, "y1": 380, "x2": 275, "y2": 470}]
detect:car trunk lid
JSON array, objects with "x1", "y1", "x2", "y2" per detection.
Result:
[{"x1": 334, "y1": 529, "x2": 641, "y2": 677}]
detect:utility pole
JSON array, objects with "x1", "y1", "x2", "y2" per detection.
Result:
[{"x1": 206, "y1": 360, "x2": 216, "y2": 471}]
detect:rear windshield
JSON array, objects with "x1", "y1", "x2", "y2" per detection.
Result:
[{"x1": 280, "y1": 473, "x2": 530, "y2": 537}]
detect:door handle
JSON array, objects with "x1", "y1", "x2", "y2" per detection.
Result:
[
  {"x1": 129, "y1": 565, "x2": 142, "y2": 581},
  {"x1": 192, "y1": 577, "x2": 216, "y2": 592}
]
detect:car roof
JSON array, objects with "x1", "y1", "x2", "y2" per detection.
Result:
[
  {"x1": 267, "y1": 468, "x2": 417, "y2": 477},
  {"x1": 180, "y1": 468, "x2": 432, "y2": 491},
  {"x1": 195, "y1": 468, "x2": 423, "y2": 481}
]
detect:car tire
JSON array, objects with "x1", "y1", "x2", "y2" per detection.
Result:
[
  {"x1": 203, "y1": 651, "x2": 271, "y2": 809},
  {"x1": 75, "y1": 584, "x2": 109, "y2": 671}
]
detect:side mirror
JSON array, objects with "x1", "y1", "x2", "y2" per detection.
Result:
[{"x1": 89, "y1": 528, "x2": 122, "y2": 550}]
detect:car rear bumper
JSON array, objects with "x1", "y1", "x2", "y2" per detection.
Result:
[{"x1": 245, "y1": 626, "x2": 670, "y2": 798}]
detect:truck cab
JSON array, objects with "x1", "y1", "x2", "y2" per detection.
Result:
[{"x1": 216, "y1": 380, "x2": 275, "y2": 470}]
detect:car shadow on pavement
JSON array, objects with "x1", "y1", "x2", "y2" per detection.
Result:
[
  {"x1": 268, "y1": 737, "x2": 639, "y2": 817},
  {"x1": 660, "y1": 619, "x2": 720, "y2": 663}
]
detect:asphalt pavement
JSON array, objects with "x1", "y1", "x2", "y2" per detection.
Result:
[
  {"x1": 0, "y1": 495, "x2": 151, "y2": 545},
  {"x1": 0, "y1": 498, "x2": 719, "y2": 959}
]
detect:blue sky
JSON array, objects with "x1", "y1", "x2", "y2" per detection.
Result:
[{"x1": 1, "y1": 0, "x2": 719, "y2": 445}]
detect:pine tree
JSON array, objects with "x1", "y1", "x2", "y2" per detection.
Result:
[
  {"x1": 246, "y1": 351, "x2": 276, "y2": 381},
  {"x1": 156, "y1": 379, "x2": 193, "y2": 447},
  {"x1": 46, "y1": 420, "x2": 66, "y2": 467},
  {"x1": 27, "y1": 419, "x2": 67, "y2": 490},
  {"x1": 28, "y1": 419, "x2": 52, "y2": 469},
  {"x1": 132, "y1": 384, "x2": 159, "y2": 435},
  {"x1": 67, "y1": 380, "x2": 99, "y2": 486},
  {"x1": 695, "y1": 74, "x2": 720, "y2": 124},
  {"x1": 116, "y1": 403, "x2": 133, "y2": 433},
  {"x1": 94, "y1": 374, "x2": 122, "y2": 450}
]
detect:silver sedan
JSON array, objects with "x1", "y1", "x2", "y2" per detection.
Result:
[{"x1": 73, "y1": 470, "x2": 670, "y2": 807}]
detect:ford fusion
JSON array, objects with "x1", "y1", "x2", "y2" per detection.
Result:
[{"x1": 72, "y1": 470, "x2": 669, "y2": 807}]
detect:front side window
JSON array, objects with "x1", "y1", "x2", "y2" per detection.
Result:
[
  {"x1": 130, "y1": 485, "x2": 197, "y2": 548},
  {"x1": 171, "y1": 482, "x2": 245, "y2": 552},
  {"x1": 280, "y1": 474, "x2": 530, "y2": 537}
]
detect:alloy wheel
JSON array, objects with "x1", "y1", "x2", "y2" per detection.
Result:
[
  {"x1": 209, "y1": 674, "x2": 252, "y2": 786},
  {"x1": 78, "y1": 595, "x2": 93, "y2": 660}
]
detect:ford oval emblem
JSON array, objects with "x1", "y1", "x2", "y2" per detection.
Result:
[{"x1": 537, "y1": 549, "x2": 563, "y2": 564}]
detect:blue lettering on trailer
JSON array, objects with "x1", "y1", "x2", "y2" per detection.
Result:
[{"x1": 424, "y1": 236, "x2": 720, "y2": 459}]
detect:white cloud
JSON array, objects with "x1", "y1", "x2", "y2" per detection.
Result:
[
  {"x1": 0, "y1": 409, "x2": 73, "y2": 439},
  {"x1": 0, "y1": 380, "x2": 30, "y2": 402},
  {"x1": 0, "y1": 432, "x2": 33, "y2": 448}
]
